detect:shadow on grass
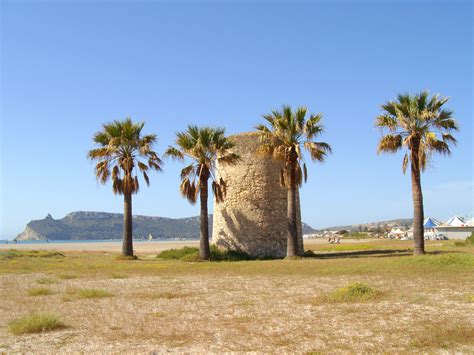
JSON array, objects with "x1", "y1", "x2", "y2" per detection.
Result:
[
  {"x1": 305, "y1": 249, "x2": 461, "y2": 259},
  {"x1": 305, "y1": 249, "x2": 413, "y2": 259}
]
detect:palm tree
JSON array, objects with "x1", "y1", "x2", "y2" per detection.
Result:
[
  {"x1": 376, "y1": 91, "x2": 458, "y2": 255},
  {"x1": 256, "y1": 105, "x2": 332, "y2": 257},
  {"x1": 165, "y1": 125, "x2": 240, "y2": 260},
  {"x1": 88, "y1": 118, "x2": 163, "y2": 257}
]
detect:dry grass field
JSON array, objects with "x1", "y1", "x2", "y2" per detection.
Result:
[{"x1": 0, "y1": 239, "x2": 473, "y2": 353}]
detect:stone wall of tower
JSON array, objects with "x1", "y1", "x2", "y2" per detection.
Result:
[{"x1": 212, "y1": 132, "x2": 302, "y2": 258}]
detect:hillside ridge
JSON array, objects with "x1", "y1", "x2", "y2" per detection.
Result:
[{"x1": 15, "y1": 211, "x2": 318, "y2": 241}]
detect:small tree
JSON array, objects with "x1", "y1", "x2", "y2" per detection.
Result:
[
  {"x1": 376, "y1": 91, "x2": 458, "y2": 255},
  {"x1": 257, "y1": 105, "x2": 331, "y2": 257},
  {"x1": 88, "y1": 118, "x2": 163, "y2": 257},
  {"x1": 165, "y1": 126, "x2": 239, "y2": 260}
]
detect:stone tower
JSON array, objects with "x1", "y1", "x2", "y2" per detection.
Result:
[{"x1": 212, "y1": 132, "x2": 302, "y2": 258}]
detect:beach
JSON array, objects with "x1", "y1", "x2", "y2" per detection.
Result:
[
  {"x1": 0, "y1": 238, "x2": 374, "y2": 254},
  {"x1": 0, "y1": 240, "x2": 200, "y2": 254}
]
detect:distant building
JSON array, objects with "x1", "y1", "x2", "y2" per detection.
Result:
[
  {"x1": 405, "y1": 215, "x2": 474, "y2": 240},
  {"x1": 303, "y1": 230, "x2": 337, "y2": 239},
  {"x1": 388, "y1": 227, "x2": 406, "y2": 239},
  {"x1": 434, "y1": 215, "x2": 474, "y2": 240},
  {"x1": 444, "y1": 216, "x2": 467, "y2": 227},
  {"x1": 423, "y1": 217, "x2": 441, "y2": 239}
]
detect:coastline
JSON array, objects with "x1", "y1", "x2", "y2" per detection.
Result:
[
  {"x1": 0, "y1": 238, "x2": 375, "y2": 254},
  {"x1": 0, "y1": 240, "x2": 200, "y2": 254}
]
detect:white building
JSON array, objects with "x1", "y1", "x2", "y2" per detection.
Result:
[
  {"x1": 405, "y1": 215, "x2": 474, "y2": 240},
  {"x1": 388, "y1": 227, "x2": 406, "y2": 239},
  {"x1": 434, "y1": 215, "x2": 474, "y2": 240},
  {"x1": 423, "y1": 217, "x2": 441, "y2": 239}
]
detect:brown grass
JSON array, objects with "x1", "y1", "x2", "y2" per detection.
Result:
[
  {"x1": 62, "y1": 287, "x2": 114, "y2": 301},
  {"x1": 409, "y1": 319, "x2": 474, "y2": 349},
  {"x1": 27, "y1": 287, "x2": 54, "y2": 296},
  {"x1": 313, "y1": 282, "x2": 382, "y2": 304},
  {"x1": 8, "y1": 313, "x2": 66, "y2": 335},
  {"x1": 0, "y1": 240, "x2": 472, "y2": 352}
]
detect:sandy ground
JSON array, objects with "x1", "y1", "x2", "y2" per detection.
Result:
[
  {"x1": 0, "y1": 239, "x2": 370, "y2": 253},
  {"x1": 0, "y1": 240, "x2": 199, "y2": 253},
  {"x1": 1, "y1": 270, "x2": 473, "y2": 353},
  {"x1": 1, "y1": 240, "x2": 472, "y2": 352}
]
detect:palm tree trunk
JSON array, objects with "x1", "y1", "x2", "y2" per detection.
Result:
[
  {"x1": 296, "y1": 189, "x2": 304, "y2": 255},
  {"x1": 411, "y1": 143, "x2": 425, "y2": 255},
  {"x1": 199, "y1": 177, "x2": 211, "y2": 260},
  {"x1": 287, "y1": 164, "x2": 300, "y2": 257},
  {"x1": 122, "y1": 192, "x2": 134, "y2": 257}
]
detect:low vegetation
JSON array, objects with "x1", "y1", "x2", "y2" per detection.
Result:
[
  {"x1": 342, "y1": 231, "x2": 370, "y2": 239},
  {"x1": 0, "y1": 250, "x2": 64, "y2": 260},
  {"x1": 116, "y1": 255, "x2": 138, "y2": 261},
  {"x1": 454, "y1": 233, "x2": 474, "y2": 247},
  {"x1": 110, "y1": 273, "x2": 128, "y2": 279},
  {"x1": 157, "y1": 245, "x2": 253, "y2": 262},
  {"x1": 401, "y1": 253, "x2": 473, "y2": 268},
  {"x1": 28, "y1": 287, "x2": 54, "y2": 296},
  {"x1": 0, "y1": 239, "x2": 472, "y2": 352},
  {"x1": 157, "y1": 246, "x2": 200, "y2": 260},
  {"x1": 36, "y1": 276, "x2": 57, "y2": 284},
  {"x1": 138, "y1": 291, "x2": 190, "y2": 300},
  {"x1": 8, "y1": 313, "x2": 66, "y2": 335},
  {"x1": 468, "y1": 232, "x2": 474, "y2": 244},
  {"x1": 316, "y1": 243, "x2": 375, "y2": 252},
  {"x1": 314, "y1": 282, "x2": 382, "y2": 303},
  {"x1": 63, "y1": 287, "x2": 114, "y2": 301},
  {"x1": 409, "y1": 320, "x2": 474, "y2": 350}
]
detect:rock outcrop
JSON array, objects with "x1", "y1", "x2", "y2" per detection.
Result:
[
  {"x1": 14, "y1": 210, "x2": 316, "y2": 242},
  {"x1": 15, "y1": 212, "x2": 204, "y2": 241}
]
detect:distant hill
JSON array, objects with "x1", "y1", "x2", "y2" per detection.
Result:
[
  {"x1": 319, "y1": 218, "x2": 413, "y2": 232},
  {"x1": 15, "y1": 211, "x2": 318, "y2": 241}
]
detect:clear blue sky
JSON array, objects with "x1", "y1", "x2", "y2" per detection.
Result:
[{"x1": 1, "y1": 0, "x2": 472, "y2": 239}]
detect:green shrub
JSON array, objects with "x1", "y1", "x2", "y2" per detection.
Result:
[
  {"x1": 77, "y1": 288, "x2": 113, "y2": 298},
  {"x1": 465, "y1": 232, "x2": 474, "y2": 245},
  {"x1": 28, "y1": 287, "x2": 54, "y2": 296},
  {"x1": 315, "y1": 282, "x2": 381, "y2": 303},
  {"x1": 304, "y1": 250, "x2": 317, "y2": 257},
  {"x1": 344, "y1": 232, "x2": 370, "y2": 239},
  {"x1": 8, "y1": 313, "x2": 66, "y2": 335},
  {"x1": 64, "y1": 287, "x2": 113, "y2": 300},
  {"x1": 0, "y1": 250, "x2": 64, "y2": 260},
  {"x1": 406, "y1": 253, "x2": 474, "y2": 268},
  {"x1": 110, "y1": 273, "x2": 128, "y2": 279},
  {"x1": 36, "y1": 277, "x2": 57, "y2": 285},
  {"x1": 157, "y1": 245, "x2": 253, "y2": 262},
  {"x1": 210, "y1": 245, "x2": 253, "y2": 261},
  {"x1": 180, "y1": 252, "x2": 201, "y2": 262},
  {"x1": 115, "y1": 255, "x2": 138, "y2": 260},
  {"x1": 157, "y1": 247, "x2": 199, "y2": 260}
]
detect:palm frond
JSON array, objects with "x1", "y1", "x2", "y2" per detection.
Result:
[
  {"x1": 88, "y1": 118, "x2": 160, "y2": 195},
  {"x1": 376, "y1": 91, "x2": 458, "y2": 174},
  {"x1": 402, "y1": 153, "x2": 409, "y2": 174},
  {"x1": 168, "y1": 125, "x2": 238, "y2": 205},
  {"x1": 257, "y1": 105, "x2": 331, "y2": 188},
  {"x1": 180, "y1": 178, "x2": 198, "y2": 204},
  {"x1": 164, "y1": 146, "x2": 185, "y2": 161},
  {"x1": 377, "y1": 134, "x2": 402, "y2": 154}
]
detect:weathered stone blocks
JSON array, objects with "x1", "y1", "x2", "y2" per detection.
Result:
[{"x1": 212, "y1": 132, "x2": 302, "y2": 258}]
